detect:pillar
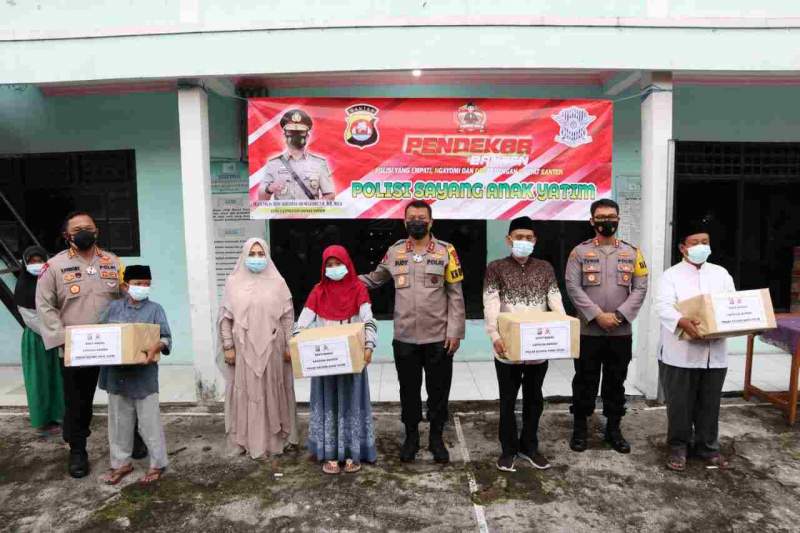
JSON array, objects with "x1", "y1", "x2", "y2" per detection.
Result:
[
  {"x1": 178, "y1": 85, "x2": 222, "y2": 401},
  {"x1": 634, "y1": 72, "x2": 674, "y2": 398}
]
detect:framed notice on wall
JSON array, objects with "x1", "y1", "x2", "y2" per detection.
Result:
[{"x1": 211, "y1": 161, "x2": 267, "y2": 302}]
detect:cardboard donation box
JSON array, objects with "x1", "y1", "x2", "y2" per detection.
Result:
[
  {"x1": 497, "y1": 311, "x2": 580, "y2": 362},
  {"x1": 289, "y1": 323, "x2": 366, "y2": 378},
  {"x1": 676, "y1": 289, "x2": 777, "y2": 340},
  {"x1": 65, "y1": 323, "x2": 161, "y2": 367}
]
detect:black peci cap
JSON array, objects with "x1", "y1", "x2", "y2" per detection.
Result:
[{"x1": 124, "y1": 265, "x2": 152, "y2": 282}]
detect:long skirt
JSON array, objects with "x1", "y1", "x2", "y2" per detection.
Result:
[
  {"x1": 20, "y1": 327, "x2": 64, "y2": 429},
  {"x1": 307, "y1": 368, "x2": 377, "y2": 463}
]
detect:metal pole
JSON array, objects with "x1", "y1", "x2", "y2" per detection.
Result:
[{"x1": 0, "y1": 189, "x2": 42, "y2": 248}]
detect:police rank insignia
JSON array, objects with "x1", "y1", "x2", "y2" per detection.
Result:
[
  {"x1": 344, "y1": 104, "x2": 379, "y2": 149},
  {"x1": 552, "y1": 106, "x2": 596, "y2": 148}
]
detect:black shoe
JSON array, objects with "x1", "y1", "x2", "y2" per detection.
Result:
[
  {"x1": 429, "y1": 428, "x2": 450, "y2": 464},
  {"x1": 132, "y1": 430, "x2": 149, "y2": 460},
  {"x1": 496, "y1": 454, "x2": 517, "y2": 472},
  {"x1": 570, "y1": 416, "x2": 588, "y2": 452},
  {"x1": 68, "y1": 449, "x2": 89, "y2": 479},
  {"x1": 400, "y1": 426, "x2": 420, "y2": 463},
  {"x1": 605, "y1": 420, "x2": 631, "y2": 454},
  {"x1": 517, "y1": 451, "x2": 551, "y2": 470}
]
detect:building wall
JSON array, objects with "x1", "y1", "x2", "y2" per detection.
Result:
[
  {"x1": 4, "y1": 3, "x2": 800, "y2": 86},
  {"x1": 4, "y1": 1, "x2": 800, "y2": 38},
  {"x1": 1, "y1": 82, "x2": 794, "y2": 366},
  {"x1": 0, "y1": 87, "x2": 240, "y2": 364}
]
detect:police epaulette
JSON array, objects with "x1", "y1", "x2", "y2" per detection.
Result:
[
  {"x1": 581, "y1": 238, "x2": 594, "y2": 245},
  {"x1": 619, "y1": 239, "x2": 638, "y2": 249},
  {"x1": 308, "y1": 153, "x2": 326, "y2": 162},
  {"x1": 392, "y1": 239, "x2": 407, "y2": 247}
]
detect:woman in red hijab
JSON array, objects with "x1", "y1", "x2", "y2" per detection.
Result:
[{"x1": 294, "y1": 245, "x2": 378, "y2": 474}]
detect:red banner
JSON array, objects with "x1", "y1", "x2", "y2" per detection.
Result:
[{"x1": 248, "y1": 97, "x2": 612, "y2": 219}]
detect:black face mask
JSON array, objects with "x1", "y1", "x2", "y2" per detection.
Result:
[
  {"x1": 406, "y1": 221, "x2": 429, "y2": 240},
  {"x1": 593, "y1": 220, "x2": 619, "y2": 237},
  {"x1": 286, "y1": 132, "x2": 307, "y2": 149},
  {"x1": 71, "y1": 230, "x2": 97, "y2": 251}
]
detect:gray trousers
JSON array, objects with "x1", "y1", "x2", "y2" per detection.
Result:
[
  {"x1": 658, "y1": 361, "x2": 727, "y2": 457},
  {"x1": 108, "y1": 393, "x2": 168, "y2": 470}
]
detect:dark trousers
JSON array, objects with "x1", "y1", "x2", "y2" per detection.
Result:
[
  {"x1": 393, "y1": 340, "x2": 453, "y2": 427},
  {"x1": 571, "y1": 335, "x2": 632, "y2": 419},
  {"x1": 60, "y1": 361, "x2": 100, "y2": 451},
  {"x1": 659, "y1": 361, "x2": 727, "y2": 457},
  {"x1": 495, "y1": 359, "x2": 548, "y2": 457}
]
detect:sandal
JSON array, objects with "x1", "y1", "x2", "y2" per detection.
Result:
[
  {"x1": 322, "y1": 461, "x2": 340, "y2": 475},
  {"x1": 139, "y1": 467, "x2": 165, "y2": 485},
  {"x1": 101, "y1": 464, "x2": 134, "y2": 485},
  {"x1": 704, "y1": 454, "x2": 730, "y2": 470},
  {"x1": 343, "y1": 459, "x2": 361, "y2": 474},
  {"x1": 666, "y1": 453, "x2": 687, "y2": 472}
]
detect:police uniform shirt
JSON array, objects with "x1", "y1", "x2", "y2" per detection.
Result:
[
  {"x1": 35, "y1": 247, "x2": 125, "y2": 350},
  {"x1": 360, "y1": 238, "x2": 466, "y2": 344},
  {"x1": 260, "y1": 151, "x2": 334, "y2": 201},
  {"x1": 564, "y1": 238, "x2": 648, "y2": 336}
]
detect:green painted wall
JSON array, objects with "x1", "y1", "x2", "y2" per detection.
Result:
[
  {"x1": 1, "y1": 83, "x2": 792, "y2": 366},
  {"x1": 0, "y1": 87, "x2": 240, "y2": 364}
]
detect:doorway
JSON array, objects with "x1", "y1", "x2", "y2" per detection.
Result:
[{"x1": 673, "y1": 141, "x2": 800, "y2": 311}]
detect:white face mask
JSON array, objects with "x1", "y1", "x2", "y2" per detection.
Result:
[
  {"x1": 511, "y1": 240, "x2": 535, "y2": 258},
  {"x1": 325, "y1": 264, "x2": 348, "y2": 281},
  {"x1": 686, "y1": 244, "x2": 712, "y2": 265},
  {"x1": 26, "y1": 263, "x2": 45, "y2": 276},
  {"x1": 127, "y1": 285, "x2": 151, "y2": 301}
]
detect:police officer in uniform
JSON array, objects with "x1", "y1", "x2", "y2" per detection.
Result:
[
  {"x1": 36, "y1": 212, "x2": 129, "y2": 477},
  {"x1": 360, "y1": 200, "x2": 466, "y2": 464},
  {"x1": 565, "y1": 198, "x2": 648, "y2": 454},
  {"x1": 257, "y1": 109, "x2": 335, "y2": 202}
]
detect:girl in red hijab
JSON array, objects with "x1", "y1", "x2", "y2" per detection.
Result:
[{"x1": 294, "y1": 245, "x2": 378, "y2": 474}]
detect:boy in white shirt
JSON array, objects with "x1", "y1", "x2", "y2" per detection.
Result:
[{"x1": 656, "y1": 220, "x2": 735, "y2": 472}]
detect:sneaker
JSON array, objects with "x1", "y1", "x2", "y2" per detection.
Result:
[
  {"x1": 517, "y1": 452, "x2": 551, "y2": 470},
  {"x1": 496, "y1": 454, "x2": 517, "y2": 472}
]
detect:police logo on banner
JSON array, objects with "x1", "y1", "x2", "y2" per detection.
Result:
[
  {"x1": 344, "y1": 104, "x2": 380, "y2": 149},
  {"x1": 552, "y1": 106, "x2": 596, "y2": 148},
  {"x1": 455, "y1": 101, "x2": 486, "y2": 133}
]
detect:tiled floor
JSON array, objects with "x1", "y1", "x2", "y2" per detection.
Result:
[{"x1": 0, "y1": 352, "x2": 795, "y2": 407}]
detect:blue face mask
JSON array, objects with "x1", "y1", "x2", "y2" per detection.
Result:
[
  {"x1": 686, "y1": 244, "x2": 712, "y2": 265},
  {"x1": 245, "y1": 257, "x2": 268, "y2": 273},
  {"x1": 325, "y1": 264, "x2": 348, "y2": 281},
  {"x1": 127, "y1": 285, "x2": 151, "y2": 301},
  {"x1": 26, "y1": 263, "x2": 44, "y2": 276},
  {"x1": 511, "y1": 240, "x2": 535, "y2": 258}
]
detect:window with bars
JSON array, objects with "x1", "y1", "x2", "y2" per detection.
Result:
[
  {"x1": 0, "y1": 150, "x2": 140, "y2": 257},
  {"x1": 674, "y1": 141, "x2": 800, "y2": 311}
]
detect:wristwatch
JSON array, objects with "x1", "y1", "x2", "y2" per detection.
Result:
[{"x1": 614, "y1": 311, "x2": 626, "y2": 324}]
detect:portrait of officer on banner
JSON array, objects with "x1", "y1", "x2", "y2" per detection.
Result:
[{"x1": 257, "y1": 109, "x2": 336, "y2": 202}]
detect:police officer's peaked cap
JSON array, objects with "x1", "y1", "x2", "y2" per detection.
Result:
[{"x1": 280, "y1": 109, "x2": 313, "y2": 131}]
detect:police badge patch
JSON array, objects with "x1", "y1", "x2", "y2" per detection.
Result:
[
  {"x1": 455, "y1": 102, "x2": 486, "y2": 133},
  {"x1": 551, "y1": 106, "x2": 596, "y2": 148},
  {"x1": 344, "y1": 104, "x2": 379, "y2": 149}
]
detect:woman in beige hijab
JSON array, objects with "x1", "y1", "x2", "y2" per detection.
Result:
[{"x1": 218, "y1": 238, "x2": 299, "y2": 458}]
